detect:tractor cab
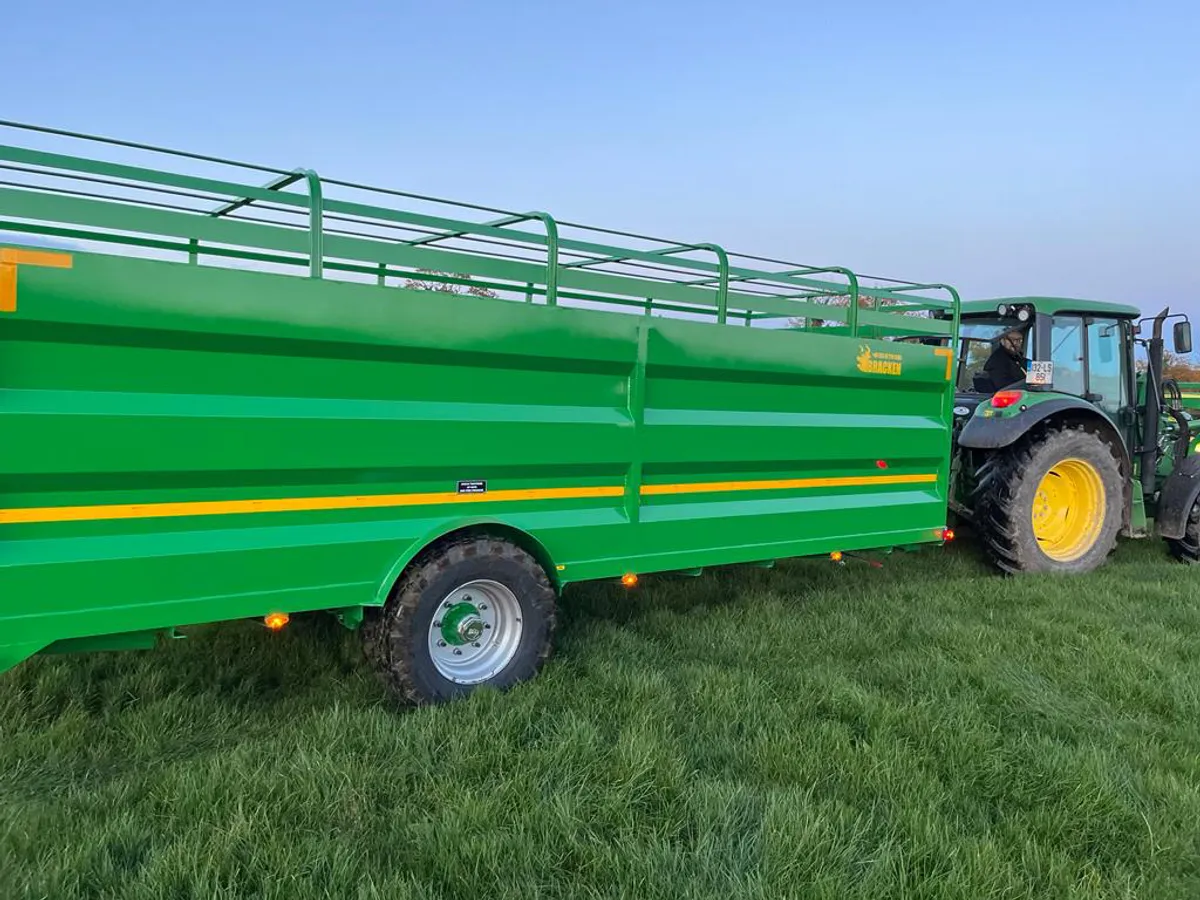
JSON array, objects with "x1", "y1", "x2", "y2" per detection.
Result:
[
  {"x1": 956, "y1": 299, "x2": 1138, "y2": 389},
  {"x1": 952, "y1": 298, "x2": 1147, "y2": 426}
]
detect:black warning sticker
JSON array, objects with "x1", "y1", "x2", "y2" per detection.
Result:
[{"x1": 457, "y1": 480, "x2": 487, "y2": 494}]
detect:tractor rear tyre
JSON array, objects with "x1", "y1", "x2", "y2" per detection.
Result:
[
  {"x1": 1166, "y1": 499, "x2": 1200, "y2": 563},
  {"x1": 364, "y1": 536, "x2": 557, "y2": 705},
  {"x1": 974, "y1": 424, "x2": 1123, "y2": 574}
]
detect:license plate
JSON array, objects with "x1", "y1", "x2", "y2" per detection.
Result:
[{"x1": 1027, "y1": 361, "x2": 1053, "y2": 386}]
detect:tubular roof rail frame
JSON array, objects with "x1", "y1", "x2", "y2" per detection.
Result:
[{"x1": 0, "y1": 120, "x2": 961, "y2": 338}]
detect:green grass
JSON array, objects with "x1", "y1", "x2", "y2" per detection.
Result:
[{"x1": 4, "y1": 538, "x2": 1200, "y2": 900}]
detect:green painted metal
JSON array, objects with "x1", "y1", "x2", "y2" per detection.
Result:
[
  {"x1": 44, "y1": 629, "x2": 172, "y2": 655},
  {"x1": 0, "y1": 121, "x2": 962, "y2": 675},
  {"x1": 1130, "y1": 489, "x2": 1149, "y2": 537},
  {"x1": 969, "y1": 388, "x2": 1058, "y2": 421},
  {"x1": 207, "y1": 167, "x2": 324, "y2": 278},
  {"x1": 0, "y1": 643, "x2": 54, "y2": 673},
  {"x1": 961, "y1": 297, "x2": 1142, "y2": 319},
  {"x1": 440, "y1": 602, "x2": 483, "y2": 646}
]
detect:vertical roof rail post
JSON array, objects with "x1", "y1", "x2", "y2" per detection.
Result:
[
  {"x1": 523, "y1": 211, "x2": 559, "y2": 306},
  {"x1": 649, "y1": 243, "x2": 729, "y2": 322},
  {"x1": 944, "y1": 284, "x2": 962, "y2": 346},
  {"x1": 428, "y1": 211, "x2": 557, "y2": 305},
  {"x1": 774, "y1": 266, "x2": 860, "y2": 334},
  {"x1": 843, "y1": 268, "x2": 861, "y2": 336},
  {"x1": 207, "y1": 166, "x2": 322, "y2": 278},
  {"x1": 874, "y1": 282, "x2": 962, "y2": 340},
  {"x1": 300, "y1": 169, "x2": 323, "y2": 279},
  {"x1": 692, "y1": 243, "x2": 729, "y2": 324},
  {"x1": 402, "y1": 210, "x2": 559, "y2": 306}
]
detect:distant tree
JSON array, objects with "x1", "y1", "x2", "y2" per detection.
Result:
[
  {"x1": 786, "y1": 291, "x2": 906, "y2": 330},
  {"x1": 1149, "y1": 349, "x2": 1200, "y2": 382},
  {"x1": 403, "y1": 268, "x2": 498, "y2": 298}
]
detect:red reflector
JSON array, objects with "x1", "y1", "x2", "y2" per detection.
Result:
[
  {"x1": 875, "y1": 459, "x2": 888, "y2": 469},
  {"x1": 942, "y1": 527, "x2": 956, "y2": 542},
  {"x1": 991, "y1": 390, "x2": 1022, "y2": 409}
]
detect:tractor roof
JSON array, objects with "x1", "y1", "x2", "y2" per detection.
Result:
[{"x1": 961, "y1": 296, "x2": 1142, "y2": 319}]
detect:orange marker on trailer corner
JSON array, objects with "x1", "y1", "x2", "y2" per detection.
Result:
[{"x1": 0, "y1": 247, "x2": 73, "y2": 313}]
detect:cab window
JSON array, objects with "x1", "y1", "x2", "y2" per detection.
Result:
[
  {"x1": 1087, "y1": 318, "x2": 1127, "y2": 416},
  {"x1": 955, "y1": 318, "x2": 1028, "y2": 393},
  {"x1": 1049, "y1": 316, "x2": 1085, "y2": 396},
  {"x1": 1049, "y1": 315, "x2": 1128, "y2": 415}
]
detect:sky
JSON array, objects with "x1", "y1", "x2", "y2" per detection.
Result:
[{"x1": 4, "y1": 0, "x2": 1199, "y2": 319}]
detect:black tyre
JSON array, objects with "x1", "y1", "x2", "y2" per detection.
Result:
[
  {"x1": 364, "y1": 535, "x2": 557, "y2": 705},
  {"x1": 1166, "y1": 499, "x2": 1200, "y2": 563},
  {"x1": 974, "y1": 424, "x2": 1124, "y2": 574},
  {"x1": 359, "y1": 606, "x2": 389, "y2": 674}
]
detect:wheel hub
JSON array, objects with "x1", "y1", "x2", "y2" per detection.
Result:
[
  {"x1": 1031, "y1": 457, "x2": 1105, "y2": 562},
  {"x1": 440, "y1": 602, "x2": 485, "y2": 646},
  {"x1": 427, "y1": 580, "x2": 524, "y2": 685}
]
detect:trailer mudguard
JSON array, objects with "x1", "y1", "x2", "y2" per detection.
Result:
[{"x1": 1155, "y1": 454, "x2": 1200, "y2": 540}]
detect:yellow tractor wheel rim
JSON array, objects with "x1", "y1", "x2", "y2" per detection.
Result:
[{"x1": 1031, "y1": 458, "x2": 1105, "y2": 562}]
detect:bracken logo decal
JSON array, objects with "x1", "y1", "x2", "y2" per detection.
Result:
[{"x1": 855, "y1": 344, "x2": 903, "y2": 376}]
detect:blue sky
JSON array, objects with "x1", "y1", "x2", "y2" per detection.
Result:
[{"x1": 4, "y1": 1, "x2": 1199, "y2": 318}]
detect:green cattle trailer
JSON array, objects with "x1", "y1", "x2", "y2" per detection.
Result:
[{"x1": 0, "y1": 121, "x2": 960, "y2": 703}]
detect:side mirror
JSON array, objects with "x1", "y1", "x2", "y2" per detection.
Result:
[{"x1": 1174, "y1": 321, "x2": 1193, "y2": 354}]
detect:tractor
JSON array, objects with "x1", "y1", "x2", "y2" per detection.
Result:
[{"x1": 934, "y1": 298, "x2": 1200, "y2": 574}]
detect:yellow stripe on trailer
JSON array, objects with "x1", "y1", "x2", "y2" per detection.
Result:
[
  {"x1": 642, "y1": 473, "x2": 938, "y2": 496},
  {"x1": 0, "y1": 472, "x2": 938, "y2": 525},
  {"x1": 0, "y1": 485, "x2": 625, "y2": 525}
]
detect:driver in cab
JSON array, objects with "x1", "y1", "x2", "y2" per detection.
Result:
[{"x1": 983, "y1": 327, "x2": 1027, "y2": 392}]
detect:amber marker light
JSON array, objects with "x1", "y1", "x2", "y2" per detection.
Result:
[
  {"x1": 264, "y1": 612, "x2": 290, "y2": 631},
  {"x1": 621, "y1": 573, "x2": 639, "y2": 588}
]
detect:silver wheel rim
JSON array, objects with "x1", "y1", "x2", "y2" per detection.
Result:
[{"x1": 427, "y1": 579, "x2": 523, "y2": 684}]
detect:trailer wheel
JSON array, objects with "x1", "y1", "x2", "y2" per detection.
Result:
[
  {"x1": 365, "y1": 536, "x2": 557, "y2": 705},
  {"x1": 974, "y1": 424, "x2": 1123, "y2": 574},
  {"x1": 1166, "y1": 499, "x2": 1200, "y2": 563}
]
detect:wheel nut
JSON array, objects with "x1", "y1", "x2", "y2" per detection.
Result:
[
  {"x1": 484, "y1": 623, "x2": 492, "y2": 630},
  {"x1": 453, "y1": 649, "x2": 462, "y2": 656},
  {"x1": 437, "y1": 640, "x2": 446, "y2": 647},
  {"x1": 433, "y1": 621, "x2": 442, "y2": 628},
  {"x1": 480, "y1": 604, "x2": 488, "y2": 611},
  {"x1": 473, "y1": 642, "x2": 481, "y2": 648}
]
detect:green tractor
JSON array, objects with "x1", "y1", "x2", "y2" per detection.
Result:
[{"x1": 938, "y1": 298, "x2": 1200, "y2": 574}]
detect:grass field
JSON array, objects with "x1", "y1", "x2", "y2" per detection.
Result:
[{"x1": 3, "y1": 537, "x2": 1200, "y2": 899}]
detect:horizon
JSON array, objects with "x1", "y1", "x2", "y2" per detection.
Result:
[{"x1": 3, "y1": 0, "x2": 1197, "y2": 321}]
